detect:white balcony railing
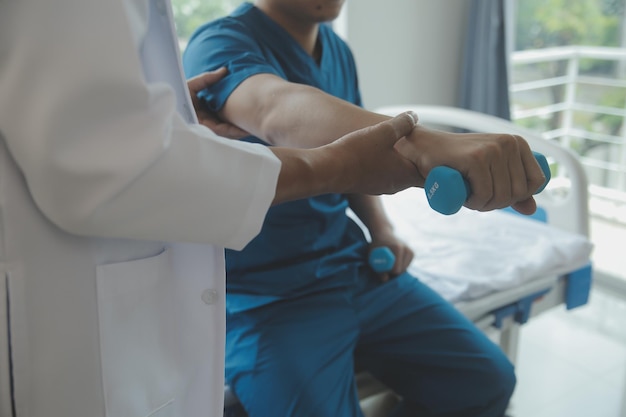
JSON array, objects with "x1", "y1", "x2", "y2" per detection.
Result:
[{"x1": 510, "y1": 46, "x2": 626, "y2": 224}]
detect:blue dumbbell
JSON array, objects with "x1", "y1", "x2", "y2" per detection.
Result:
[
  {"x1": 368, "y1": 246, "x2": 396, "y2": 273},
  {"x1": 424, "y1": 151, "x2": 551, "y2": 215}
]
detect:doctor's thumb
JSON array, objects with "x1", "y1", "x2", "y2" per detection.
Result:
[{"x1": 380, "y1": 111, "x2": 418, "y2": 143}]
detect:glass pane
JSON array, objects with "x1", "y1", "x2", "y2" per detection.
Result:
[{"x1": 171, "y1": 0, "x2": 246, "y2": 44}]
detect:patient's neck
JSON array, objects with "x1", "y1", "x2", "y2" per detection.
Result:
[{"x1": 255, "y1": 3, "x2": 321, "y2": 59}]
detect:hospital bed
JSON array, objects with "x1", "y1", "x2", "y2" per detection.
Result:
[{"x1": 224, "y1": 106, "x2": 594, "y2": 417}]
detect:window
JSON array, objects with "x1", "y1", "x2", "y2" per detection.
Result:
[
  {"x1": 509, "y1": 0, "x2": 626, "y2": 200},
  {"x1": 508, "y1": 0, "x2": 626, "y2": 286},
  {"x1": 172, "y1": 0, "x2": 245, "y2": 47}
]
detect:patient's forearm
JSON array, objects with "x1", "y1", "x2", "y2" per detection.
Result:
[{"x1": 221, "y1": 74, "x2": 389, "y2": 149}]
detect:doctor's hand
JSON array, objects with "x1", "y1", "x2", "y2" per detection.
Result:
[
  {"x1": 394, "y1": 125, "x2": 546, "y2": 215},
  {"x1": 270, "y1": 112, "x2": 421, "y2": 205},
  {"x1": 187, "y1": 68, "x2": 250, "y2": 139},
  {"x1": 324, "y1": 111, "x2": 423, "y2": 196}
]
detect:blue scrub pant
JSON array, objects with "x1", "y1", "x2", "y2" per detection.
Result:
[{"x1": 225, "y1": 272, "x2": 516, "y2": 417}]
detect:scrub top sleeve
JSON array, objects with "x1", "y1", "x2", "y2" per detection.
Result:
[{"x1": 182, "y1": 23, "x2": 282, "y2": 112}]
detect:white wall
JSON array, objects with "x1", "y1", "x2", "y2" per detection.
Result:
[{"x1": 343, "y1": 0, "x2": 470, "y2": 111}]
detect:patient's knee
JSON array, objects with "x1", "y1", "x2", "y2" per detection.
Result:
[
  {"x1": 448, "y1": 352, "x2": 517, "y2": 415},
  {"x1": 480, "y1": 353, "x2": 517, "y2": 414},
  {"x1": 494, "y1": 354, "x2": 517, "y2": 398}
]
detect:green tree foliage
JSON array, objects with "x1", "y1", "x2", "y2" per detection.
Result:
[
  {"x1": 513, "y1": 0, "x2": 625, "y2": 133},
  {"x1": 515, "y1": 0, "x2": 622, "y2": 50},
  {"x1": 172, "y1": 0, "x2": 243, "y2": 41}
]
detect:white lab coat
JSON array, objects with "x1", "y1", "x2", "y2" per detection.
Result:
[{"x1": 0, "y1": 0, "x2": 281, "y2": 416}]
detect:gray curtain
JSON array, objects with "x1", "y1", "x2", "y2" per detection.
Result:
[{"x1": 459, "y1": 0, "x2": 511, "y2": 120}]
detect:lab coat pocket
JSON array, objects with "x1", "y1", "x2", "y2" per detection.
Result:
[{"x1": 96, "y1": 247, "x2": 180, "y2": 417}]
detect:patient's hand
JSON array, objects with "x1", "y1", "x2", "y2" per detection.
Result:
[
  {"x1": 395, "y1": 125, "x2": 545, "y2": 215},
  {"x1": 187, "y1": 68, "x2": 249, "y2": 139},
  {"x1": 370, "y1": 230, "x2": 414, "y2": 283}
]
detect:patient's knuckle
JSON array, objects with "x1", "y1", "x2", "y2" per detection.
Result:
[
  {"x1": 502, "y1": 133, "x2": 519, "y2": 146},
  {"x1": 468, "y1": 147, "x2": 488, "y2": 165},
  {"x1": 494, "y1": 134, "x2": 518, "y2": 155}
]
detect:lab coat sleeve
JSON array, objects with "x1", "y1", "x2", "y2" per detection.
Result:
[{"x1": 0, "y1": 0, "x2": 280, "y2": 250}]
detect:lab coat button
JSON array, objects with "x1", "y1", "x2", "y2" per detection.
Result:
[{"x1": 201, "y1": 289, "x2": 219, "y2": 305}]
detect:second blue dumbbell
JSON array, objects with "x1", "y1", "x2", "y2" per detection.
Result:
[
  {"x1": 424, "y1": 151, "x2": 551, "y2": 215},
  {"x1": 369, "y1": 246, "x2": 396, "y2": 273}
]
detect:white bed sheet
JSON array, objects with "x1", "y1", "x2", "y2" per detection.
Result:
[{"x1": 379, "y1": 188, "x2": 594, "y2": 303}]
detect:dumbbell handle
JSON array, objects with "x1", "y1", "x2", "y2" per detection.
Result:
[
  {"x1": 424, "y1": 151, "x2": 551, "y2": 215},
  {"x1": 368, "y1": 246, "x2": 396, "y2": 273}
]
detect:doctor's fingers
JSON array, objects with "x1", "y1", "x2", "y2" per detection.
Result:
[
  {"x1": 346, "y1": 110, "x2": 417, "y2": 146},
  {"x1": 337, "y1": 112, "x2": 422, "y2": 195},
  {"x1": 351, "y1": 150, "x2": 421, "y2": 196},
  {"x1": 187, "y1": 67, "x2": 228, "y2": 96},
  {"x1": 187, "y1": 68, "x2": 226, "y2": 112},
  {"x1": 187, "y1": 69, "x2": 250, "y2": 139},
  {"x1": 202, "y1": 118, "x2": 250, "y2": 140},
  {"x1": 193, "y1": 105, "x2": 250, "y2": 139},
  {"x1": 389, "y1": 111, "x2": 419, "y2": 138}
]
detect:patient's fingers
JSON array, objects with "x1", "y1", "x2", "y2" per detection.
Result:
[
  {"x1": 511, "y1": 197, "x2": 538, "y2": 216},
  {"x1": 521, "y1": 148, "x2": 547, "y2": 195},
  {"x1": 470, "y1": 135, "x2": 516, "y2": 211},
  {"x1": 392, "y1": 245, "x2": 414, "y2": 276},
  {"x1": 464, "y1": 157, "x2": 494, "y2": 211}
]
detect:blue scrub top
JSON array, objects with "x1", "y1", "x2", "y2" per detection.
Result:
[{"x1": 183, "y1": 3, "x2": 369, "y2": 312}]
